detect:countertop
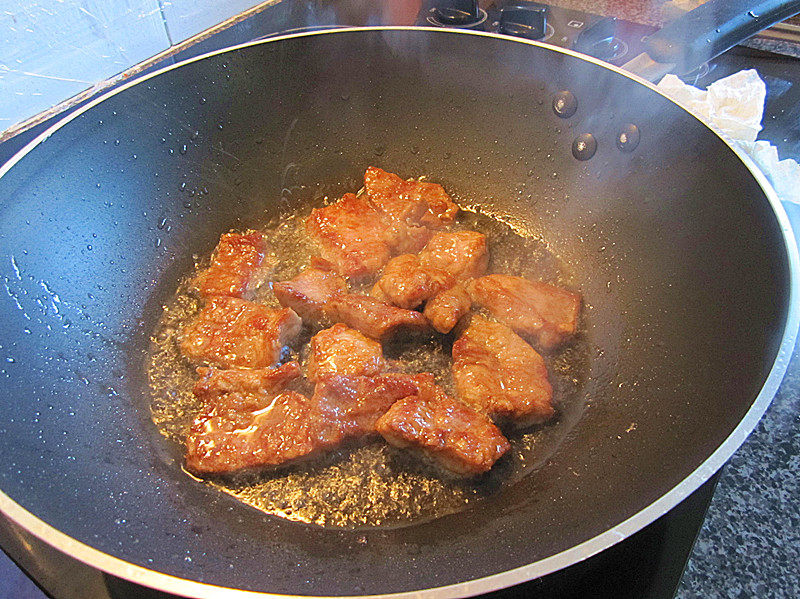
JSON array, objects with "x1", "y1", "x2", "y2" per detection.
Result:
[{"x1": 677, "y1": 340, "x2": 800, "y2": 598}]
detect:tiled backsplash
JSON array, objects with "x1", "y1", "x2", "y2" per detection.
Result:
[{"x1": 0, "y1": 0, "x2": 271, "y2": 137}]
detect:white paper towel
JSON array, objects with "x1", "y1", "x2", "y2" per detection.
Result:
[{"x1": 657, "y1": 69, "x2": 800, "y2": 205}]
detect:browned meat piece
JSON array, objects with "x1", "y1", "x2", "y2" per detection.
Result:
[
  {"x1": 191, "y1": 231, "x2": 275, "y2": 299},
  {"x1": 305, "y1": 192, "x2": 395, "y2": 280},
  {"x1": 186, "y1": 389, "x2": 320, "y2": 474},
  {"x1": 185, "y1": 362, "x2": 315, "y2": 474},
  {"x1": 423, "y1": 283, "x2": 472, "y2": 334},
  {"x1": 305, "y1": 169, "x2": 461, "y2": 279},
  {"x1": 370, "y1": 254, "x2": 455, "y2": 310},
  {"x1": 370, "y1": 282, "x2": 391, "y2": 303},
  {"x1": 452, "y1": 316, "x2": 554, "y2": 426},
  {"x1": 273, "y1": 267, "x2": 429, "y2": 340},
  {"x1": 419, "y1": 230, "x2": 488, "y2": 281},
  {"x1": 370, "y1": 230, "x2": 486, "y2": 313},
  {"x1": 179, "y1": 297, "x2": 301, "y2": 368},
  {"x1": 362, "y1": 168, "x2": 433, "y2": 254},
  {"x1": 307, "y1": 324, "x2": 386, "y2": 382},
  {"x1": 193, "y1": 361, "x2": 302, "y2": 400},
  {"x1": 328, "y1": 292, "x2": 429, "y2": 340},
  {"x1": 186, "y1": 368, "x2": 425, "y2": 475},
  {"x1": 467, "y1": 274, "x2": 581, "y2": 349},
  {"x1": 375, "y1": 380, "x2": 510, "y2": 476},
  {"x1": 313, "y1": 373, "x2": 428, "y2": 444},
  {"x1": 272, "y1": 267, "x2": 347, "y2": 320},
  {"x1": 385, "y1": 222, "x2": 433, "y2": 255},
  {"x1": 364, "y1": 166, "x2": 459, "y2": 230}
]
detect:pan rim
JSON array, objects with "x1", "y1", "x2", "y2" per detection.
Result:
[{"x1": 0, "y1": 25, "x2": 798, "y2": 599}]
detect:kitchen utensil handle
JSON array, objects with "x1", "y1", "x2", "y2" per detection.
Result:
[{"x1": 645, "y1": 0, "x2": 800, "y2": 74}]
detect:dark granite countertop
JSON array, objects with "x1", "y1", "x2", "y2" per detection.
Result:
[{"x1": 677, "y1": 344, "x2": 800, "y2": 598}]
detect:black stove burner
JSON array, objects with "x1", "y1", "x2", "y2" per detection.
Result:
[{"x1": 419, "y1": 0, "x2": 657, "y2": 68}]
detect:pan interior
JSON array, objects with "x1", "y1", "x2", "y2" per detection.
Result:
[{"x1": 0, "y1": 29, "x2": 791, "y2": 595}]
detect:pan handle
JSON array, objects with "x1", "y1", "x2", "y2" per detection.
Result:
[{"x1": 623, "y1": 0, "x2": 800, "y2": 81}]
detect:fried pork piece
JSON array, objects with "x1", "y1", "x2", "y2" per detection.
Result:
[
  {"x1": 274, "y1": 267, "x2": 430, "y2": 340},
  {"x1": 423, "y1": 283, "x2": 472, "y2": 334},
  {"x1": 305, "y1": 168, "x2": 460, "y2": 278},
  {"x1": 467, "y1": 274, "x2": 581, "y2": 349},
  {"x1": 313, "y1": 373, "x2": 427, "y2": 444},
  {"x1": 419, "y1": 230, "x2": 488, "y2": 281},
  {"x1": 307, "y1": 324, "x2": 386, "y2": 382},
  {"x1": 272, "y1": 267, "x2": 347, "y2": 320},
  {"x1": 185, "y1": 368, "x2": 424, "y2": 474},
  {"x1": 185, "y1": 362, "x2": 314, "y2": 474},
  {"x1": 186, "y1": 390, "x2": 320, "y2": 474},
  {"x1": 375, "y1": 380, "x2": 510, "y2": 476},
  {"x1": 362, "y1": 167, "x2": 432, "y2": 254},
  {"x1": 328, "y1": 292, "x2": 429, "y2": 340},
  {"x1": 192, "y1": 231, "x2": 276, "y2": 299},
  {"x1": 364, "y1": 166, "x2": 459, "y2": 230},
  {"x1": 179, "y1": 297, "x2": 301, "y2": 368},
  {"x1": 370, "y1": 254, "x2": 455, "y2": 310},
  {"x1": 452, "y1": 316, "x2": 554, "y2": 426},
  {"x1": 305, "y1": 192, "x2": 395, "y2": 280},
  {"x1": 370, "y1": 230, "x2": 487, "y2": 313},
  {"x1": 193, "y1": 361, "x2": 302, "y2": 399}
]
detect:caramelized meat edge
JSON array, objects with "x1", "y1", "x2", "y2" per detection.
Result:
[
  {"x1": 192, "y1": 231, "x2": 276, "y2": 299},
  {"x1": 307, "y1": 323, "x2": 386, "y2": 382},
  {"x1": 186, "y1": 369, "x2": 429, "y2": 475}
]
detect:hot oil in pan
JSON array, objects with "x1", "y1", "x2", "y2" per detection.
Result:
[{"x1": 148, "y1": 205, "x2": 589, "y2": 529}]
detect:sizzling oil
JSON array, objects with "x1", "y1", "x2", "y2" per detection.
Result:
[{"x1": 148, "y1": 201, "x2": 589, "y2": 529}]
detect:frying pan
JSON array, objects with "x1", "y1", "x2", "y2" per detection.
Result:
[{"x1": 0, "y1": 10, "x2": 798, "y2": 599}]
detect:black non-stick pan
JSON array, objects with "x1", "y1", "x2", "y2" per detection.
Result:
[{"x1": 0, "y1": 10, "x2": 798, "y2": 599}]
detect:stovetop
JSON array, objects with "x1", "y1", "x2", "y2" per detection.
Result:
[
  {"x1": 415, "y1": 1, "x2": 655, "y2": 65},
  {"x1": 1, "y1": 2, "x2": 799, "y2": 598}
]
